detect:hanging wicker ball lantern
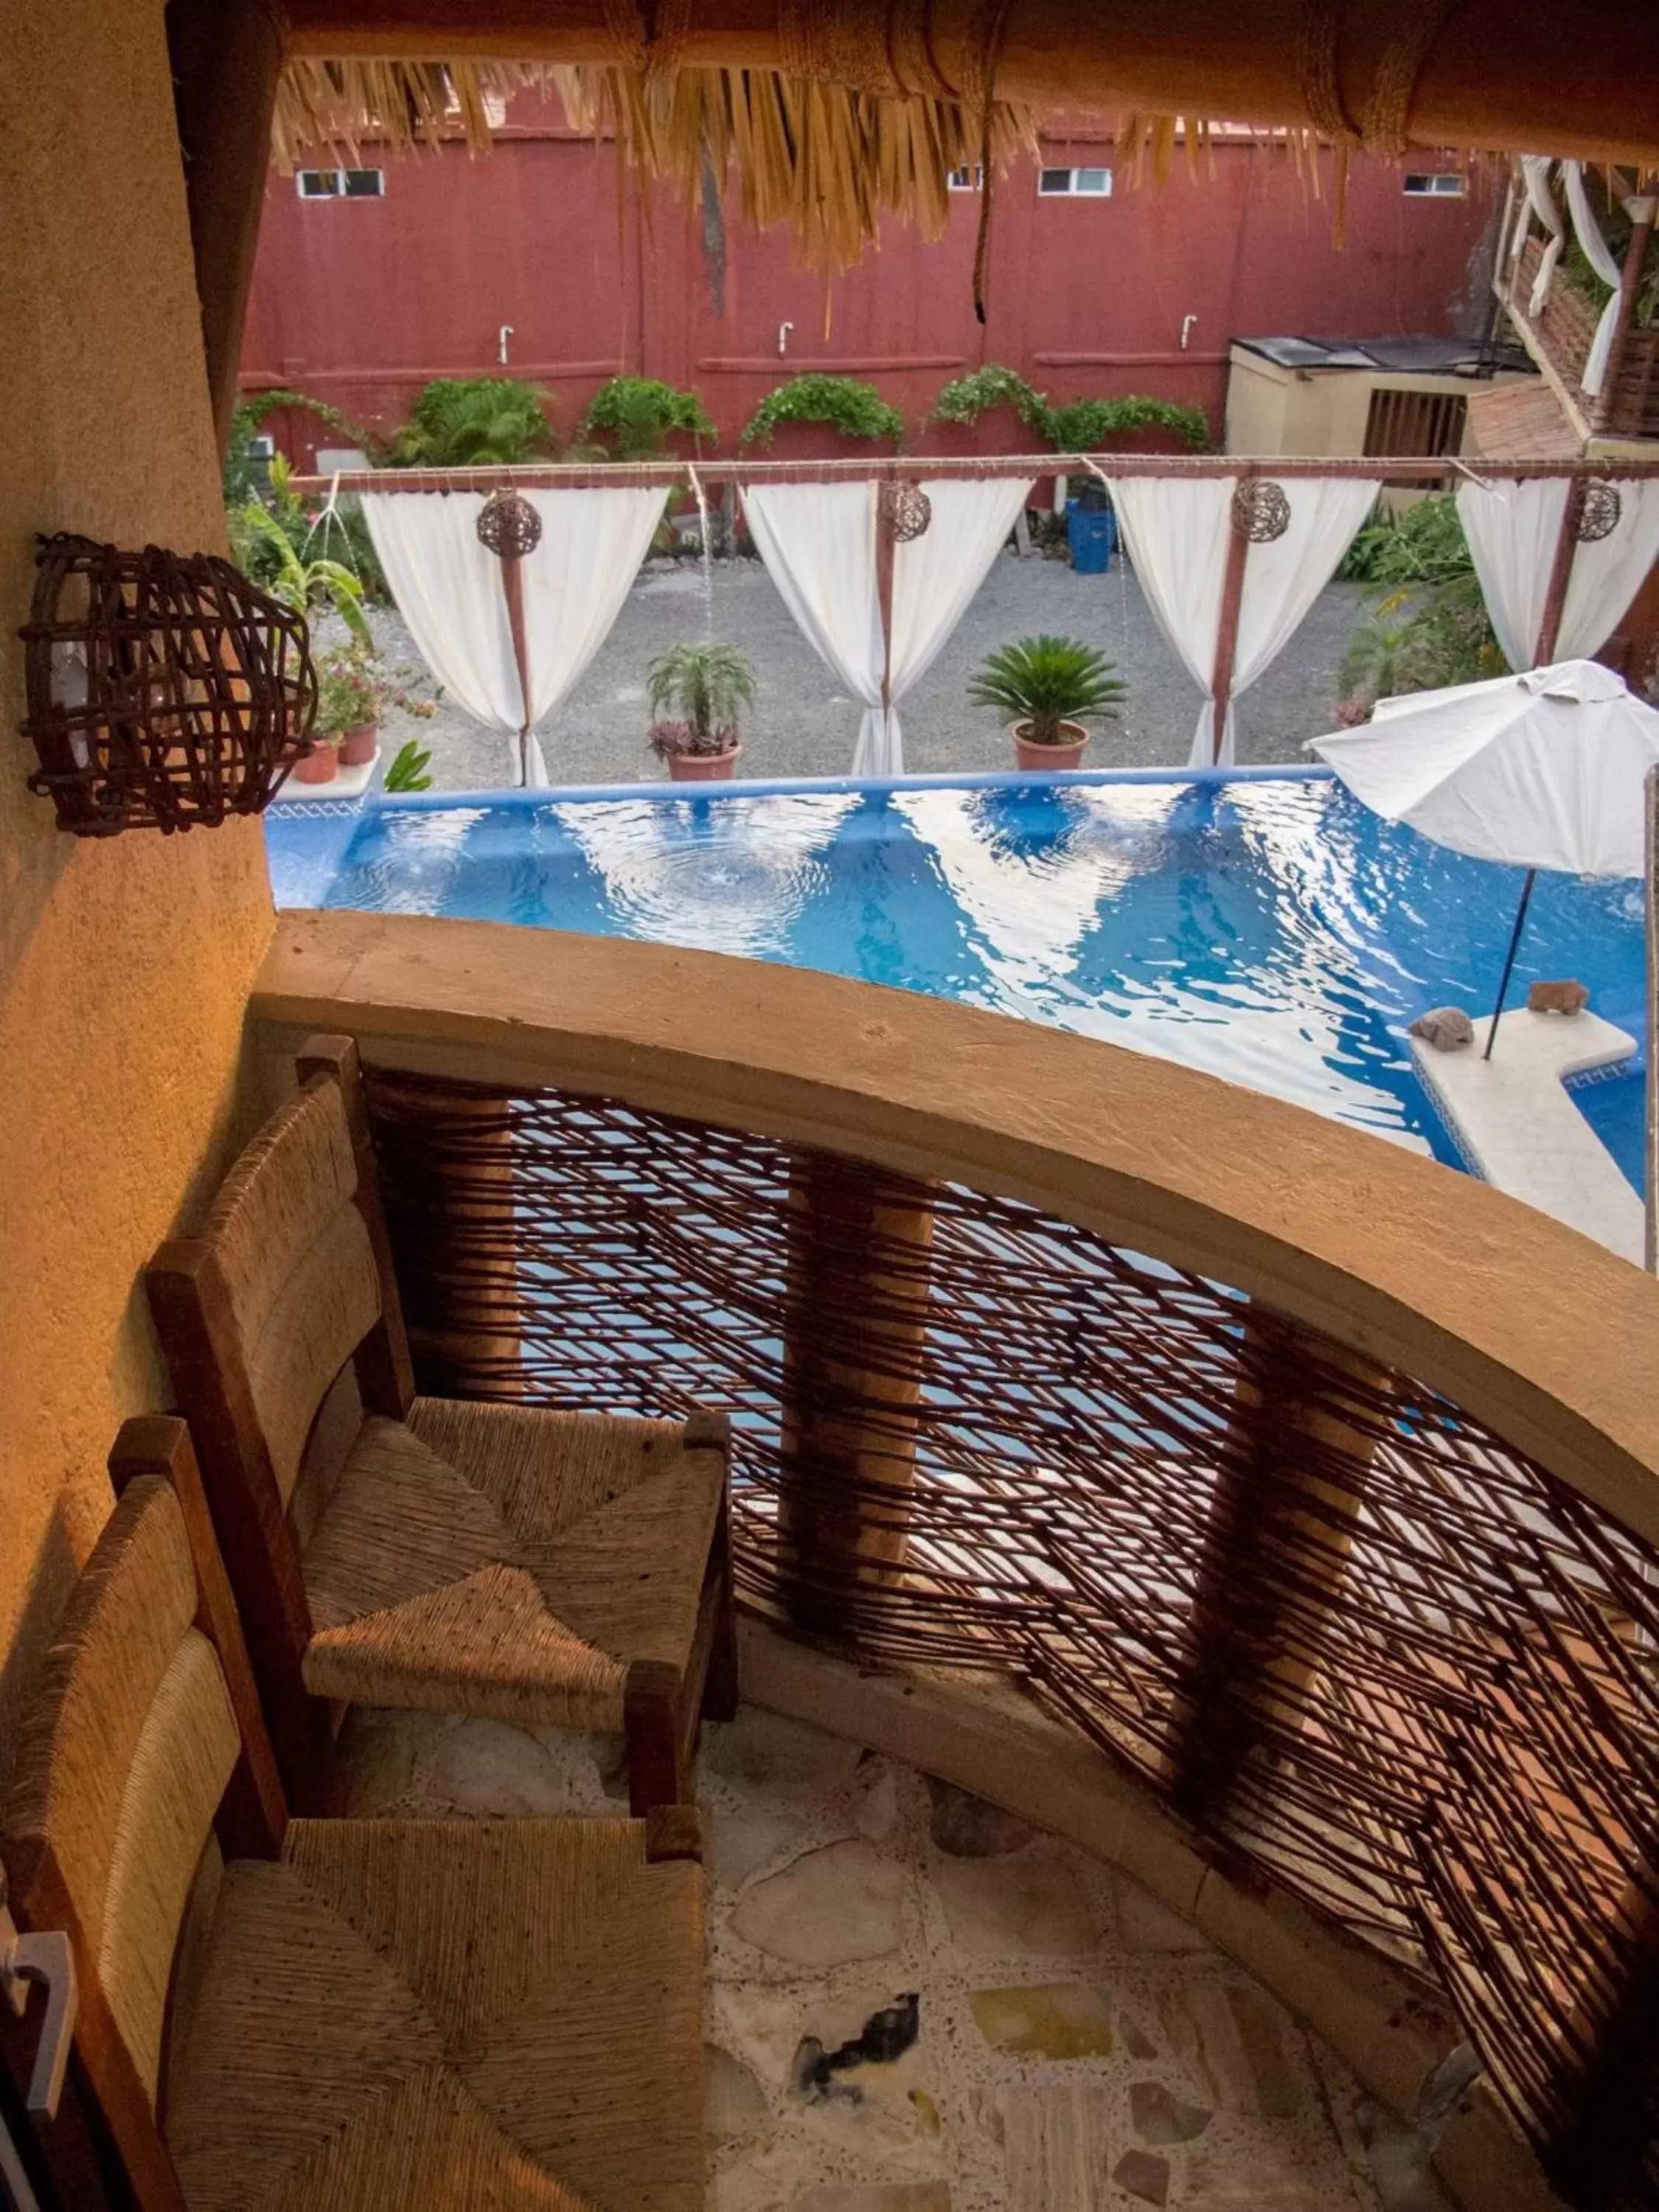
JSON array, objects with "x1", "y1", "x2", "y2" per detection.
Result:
[
  {"x1": 1231, "y1": 479, "x2": 1292, "y2": 543},
  {"x1": 878, "y1": 481, "x2": 933, "y2": 543},
  {"x1": 19, "y1": 534, "x2": 317, "y2": 837},
  {"x1": 476, "y1": 489, "x2": 543, "y2": 558},
  {"x1": 1571, "y1": 478, "x2": 1622, "y2": 544}
]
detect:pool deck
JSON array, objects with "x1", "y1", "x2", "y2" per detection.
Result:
[{"x1": 1410, "y1": 1009, "x2": 1645, "y2": 1267}]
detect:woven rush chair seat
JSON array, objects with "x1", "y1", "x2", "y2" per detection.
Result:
[
  {"x1": 146, "y1": 1034, "x2": 737, "y2": 1816},
  {"x1": 301, "y1": 1399, "x2": 723, "y2": 1731},
  {"x1": 168, "y1": 1816, "x2": 703, "y2": 2212},
  {"x1": 1, "y1": 1422, "x2": 706, "y2": 2212}
]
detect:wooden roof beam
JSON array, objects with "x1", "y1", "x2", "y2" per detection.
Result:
[{"x1": 282, "y1": 0, "x2": 1659, "y2": 166}]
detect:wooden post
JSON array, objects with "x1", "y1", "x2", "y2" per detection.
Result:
[
  {"x1": 1590, "y1": 196, "x2": 1658, "y2": 439},
  {"x1": 1533, "y1": 480, "x2": 1582, "y2": 667},
  {"x1": 501, "y1": 552, "x2": 535, "y2": 786},
  {"x1": 1167, "y1": 1312, "x2": 1389, "y2": 1835},
  {"x1": 876, "y1": 474, "x2": 897, "y2": 746},
  {"x1": 167, "y1": 0, "x2": 288, "y2": 458},
  {"x1": 776, "y1": 1152, "x2": 938, "y2": 1638},
  {"x1": 108, "y1": 1418, "x2": 289, "y2": 1865},
  {"x1": 1207, "y1": 478, "x2": 1251, "y2": 766}
]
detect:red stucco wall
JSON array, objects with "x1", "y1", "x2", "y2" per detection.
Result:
[{"x1": 242, "y1": 120, "x2": 1500, "y2": 464}]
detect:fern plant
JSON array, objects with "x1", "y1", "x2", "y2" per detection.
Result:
[
  {"x1": 580, "y1": 378, "x2": 717, "y2": 459},
  {"x1": 387, "y1": 378, "x2": 557, "y2": 467},
  {"x1": 740, "y1": 375, "x2": 904, "y2": 449},
  {"x1": 968, "y1": 636, "x2": 1128, "y2": 746},
  {"x1": 646, "y1": 641, "x2": 757, "y2": 754}
]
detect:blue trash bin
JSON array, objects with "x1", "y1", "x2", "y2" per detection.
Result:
[{"x1": 1065, "y1": 500, "x2": 1116, "y2": 574}]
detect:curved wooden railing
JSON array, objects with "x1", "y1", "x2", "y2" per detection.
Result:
[{"x1": 259, "y1": 912, "x2": 1659, "y2": 2212}]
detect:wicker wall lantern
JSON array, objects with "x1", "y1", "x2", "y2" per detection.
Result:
[
  {"x1": 878, "y1": 481, "x2": 933, "y2": 543},
  {"x1": 19, "y1": 534, "x2": 318, "y2": 836}
]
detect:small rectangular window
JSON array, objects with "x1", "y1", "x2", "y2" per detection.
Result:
[
  {"x1": 1039, "y1": 167, "x2": 1113, "y2": 197},
  {"x1": 296, "y1": 168, "x2": 384, "y2": 200},
  {"x1": 947, "y1": 164, "x2": 984, "y2": 191},
  {"x1": 1402, "y1": 172, "x2": 1465, "y2": 197}
]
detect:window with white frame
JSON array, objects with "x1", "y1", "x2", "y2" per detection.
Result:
[
  {"x1": 296, "y1": 168, "x2": 386, "y2": 199},
  {"x1": 947, "y1": 164, "x2": 984, "y2": 191},
  {"x1": 1038, "y1": 167, "x2": 1113, "y2": 197},
  {"x1": 1402, "y1": 172, "x2": 1465, "y2": 197}
]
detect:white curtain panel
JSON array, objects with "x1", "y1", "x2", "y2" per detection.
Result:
[
  {"x1": 1561, "y1": 161, "x2": 1624, "y2": 397},
  {"x1": 1456, "y1": 477, "x2": 1571, "y2": 669},
  {"x1": 1107, "y1": 476, "x2": 1236, "y2": 768},
  {"x1": 743, "y1": 481, "x2": 890, "y2": 771},
  {"x1": 1558, "y1": 480, "x2": 1659, "y2": 661},
  {"x1": 1227, "y1": 477, "x2": 1382, "y2": 768},
  {"x1": 1520, "y1": 154, "x2": 1565, "y2": 315},
  {"x1": 361, "y1": 491, "x2": 522, "y2": 734},
  {"x1": 517, "y1": 487, "x2": 667, "y2": 785},
  {"x1": 888, "y1": 475, "x2": 1034, "y2": 709}
]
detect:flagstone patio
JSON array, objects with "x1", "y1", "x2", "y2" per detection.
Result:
[{"x1": 338, "y1": 1698, "x2": 1453, "y2": 2211}]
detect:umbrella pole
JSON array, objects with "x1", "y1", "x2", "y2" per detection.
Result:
[{"x1": 1484, "y1": 869, "x2": 1537, "y2": 1061}]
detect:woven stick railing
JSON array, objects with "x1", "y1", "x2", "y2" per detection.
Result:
[{"x1": 359, "y1": 1061, "x2": 1659, "y2": 2211}]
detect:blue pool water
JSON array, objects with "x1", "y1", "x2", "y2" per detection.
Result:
[{"x1": 267, "y1": 770, "x2": 1648, "y2": 1189}]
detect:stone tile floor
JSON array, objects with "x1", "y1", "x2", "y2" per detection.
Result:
[{"x1": 339, "y1": 1700, "x2": 1449, "y2": 2211}]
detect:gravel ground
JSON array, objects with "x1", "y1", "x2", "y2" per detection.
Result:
[{"x1": 335, "y1": 552, "x2": 1368, "y2": 793}]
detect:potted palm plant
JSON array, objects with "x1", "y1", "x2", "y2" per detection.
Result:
[
  {"x1": 646, "y1": 641, "x2": 757, "y2": 781},
  {"x1": 968, "y1": 635, "x2": 1128, "y2": 770}
]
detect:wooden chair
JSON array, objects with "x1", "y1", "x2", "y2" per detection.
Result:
[
  {"x1": 146, "y1": 1033, "x2": 737, "y2": 1818},
  {"x1": 1, "y1": 1417, "x2": 706, "y2": 2212}
]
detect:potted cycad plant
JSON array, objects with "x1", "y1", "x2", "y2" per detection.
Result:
[
  {"x1": 968, "y1": 635, "x2": 1128, "y2": 770},
  {"x1": 646, "y1": 641, "x2": 757, "y2": 781}
]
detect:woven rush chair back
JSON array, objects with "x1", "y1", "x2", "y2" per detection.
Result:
[
  {"x1": 4, "y1": 1419, "x2": 285, "y2": 2210},
  {"x1": 147, "y1": 1035, "x2": 413, "y2": 1806}
]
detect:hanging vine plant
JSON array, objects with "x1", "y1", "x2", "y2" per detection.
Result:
[
  {"x1": 1044, "y1": 395, "x2": 1211, "y2": 453},
  {"x1": 928, "y1": 366, "x2": 1211, "y2": 453},
  {"x1": 928, "y1": 365, "x2": 1051, "y2": 435},
  {"x1": 740, "y1": 374, "x2": 905, "y2": 449}
]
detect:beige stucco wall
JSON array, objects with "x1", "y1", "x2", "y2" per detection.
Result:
[
  {"x1": 0, "y1": 0, "x2": 276, "y2": 1775},
  {"x1": 1225, "y1": 344, "x2": 1534, "y2": 458}
]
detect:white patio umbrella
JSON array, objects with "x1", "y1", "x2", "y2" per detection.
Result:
[{"x1": 1308, "y1": 660, "x2": 1659, "y2": 1056}]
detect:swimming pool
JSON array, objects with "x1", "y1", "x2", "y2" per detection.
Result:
[{"x1": 266, "y1": 768, "x2": 1648, "y2": 1190}]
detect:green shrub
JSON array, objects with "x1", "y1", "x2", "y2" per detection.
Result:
[
  {"x1": 740, "y1": 375, "x2": 904, "y2": 449},
  {"x1": 1336, "y1": 497, "x2": 1504, "y2": 708},
  {"x1": 224, "y1": 387, "x2": 365, "y2": 504},
  {"x1": 580, "y1": 377, "x2": 717, "y2": 459},
  {"x1": 968, "y1": 636, "x2": 1129, "y2": 746},
  {"x1": 386, "y1": 377, "x2": 557, "y2": 467}
]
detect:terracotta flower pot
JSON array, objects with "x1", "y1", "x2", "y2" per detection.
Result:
[
  {"x1": 1011, "y1": 720, "x2": 1091, "y2": 771},
  {"x1": 667, "y1": 742, "x2": 742, "y2": 782},
  {"x1": 292, "y1": 740, "x2": 340, "y2": 785},
  {"x1": 338, "y1": 723, "x2": 379, "y2": 767}
]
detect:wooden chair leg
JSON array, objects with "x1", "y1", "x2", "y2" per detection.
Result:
[
  {"x1": 624, "y1": 1661, "x2": 685, "y2": 1817},
  {"x1": 687, "y1": 1409, "x2": 740, "y2": 1725}
]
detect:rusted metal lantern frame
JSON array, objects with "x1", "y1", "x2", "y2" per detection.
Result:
[{"x1": 18, "y1": 533, "x2": 317, "y2": 836}]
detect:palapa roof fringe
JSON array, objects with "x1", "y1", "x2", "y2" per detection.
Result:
[
  {"x1": 274, "y1": 57, "x2": 1479, "y2": 274},
  {"x1": 275, "y1": 54, "x2": 1035, "y2": 276}
]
